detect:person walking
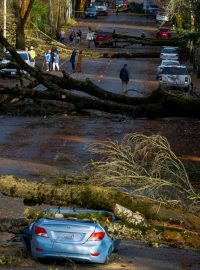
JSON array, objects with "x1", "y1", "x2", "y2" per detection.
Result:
[
  {"x1": 52, "y1": 51, "x2": 59, "y2": 71},
  {"x1": 116, "y1": 5, "x2": 119, "y2": 15},
  {"x1": 76, "y1": 29, "x2": 82, "y2": 44},
  {"x1": 70, "y1": 49, "x2": 77, "y2": 72},
  {"x1": 86, "y1": 30, "x2": 94, "y2": 48},
  {"x1": 119, "y1": 64, "x2": 129, "y2": 94},
  {"x1": 76, "y1": 50, "x2": 83, "y2": 72},
  {"x1": 44, "y1": 49, "x2": 52, "y2": 71},
  {"x1": 29, "y1": 46, "x2": 36, "y2": 60},
  {"x1": 141, "y1": 32, "x2": 146, "y2": 47},
  {"x1": 60, "y1": 29, "x2": 65, "y2": 44}
]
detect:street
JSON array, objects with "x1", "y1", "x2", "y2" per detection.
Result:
[{"x1": 1, "y1": 10, "x2": 200, "y2": 270}]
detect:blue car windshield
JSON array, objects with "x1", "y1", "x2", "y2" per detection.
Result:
[
  {"x1": 86, "y1": 7, "x2": 96, "y2": 11},
  {"x1": 163, "y1": 48, "x2": 177, "y2": 53},
  {"x1": 5, "y1": 52, "x2": 28, "y2": 61}
]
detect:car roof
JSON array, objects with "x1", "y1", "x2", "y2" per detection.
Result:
[
  {"x1": 162, "y1": 65, "x2": 187, "y2": 69},
  {"x1": 159, "y1": 28, "x2": 169, "y2": 31}
]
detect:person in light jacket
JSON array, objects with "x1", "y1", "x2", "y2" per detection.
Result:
[{"x1": 86, "y1": 30, "x2": 94, "y2": 48}]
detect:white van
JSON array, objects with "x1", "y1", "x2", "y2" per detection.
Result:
[{"x1": 0, "y1": 50, "x2": 35, "y2": 77}]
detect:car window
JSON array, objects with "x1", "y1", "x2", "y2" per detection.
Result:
[
  {"x1": 161, "y1": 61, "x2": 179, "y2": 65},
  {"x1": 19, "y1": 53, "x2": 29, "y2": 61},
  {"x1": 86, "y1": 7, "x2": 96, "y2": 11},
  {"x1": 162, "y1": 48, "x2": 177, "y2": 53},
  {"x1": 95, "y1": 2, "x2": 105, "y2": 6},
  {"x1": 97, "y1": 32, "x2": 110, "y2": 37},
  {"x1": 160, "y1": 28, "x2": 169, "y2": 32},
  {"x1": 4, "y1": 52, "x2": 28, "y2": 61},
  {"x1": 162, "y1": 67, "x2": 188, "y2": 75}
]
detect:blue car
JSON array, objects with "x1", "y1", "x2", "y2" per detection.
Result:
[
  {"x1": 84, "y1": 6, "x2": 98, "y2": 18},
  {"x1": 21, "y1": 208, "x2": 120, "y2": 264}
]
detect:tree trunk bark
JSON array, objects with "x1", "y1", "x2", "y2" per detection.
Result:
[{"x1": 16, "y1": 21, "x2": 26, "y2": 49}]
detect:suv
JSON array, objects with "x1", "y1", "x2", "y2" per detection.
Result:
[
  {"x1": 159, "y1": 65, "x2": 192, "y2": 91},
  {"x1": 0, "y1": 50, "x2": 35, "y2": 77},
  {"x1": 160, "y1": 46, "x2": 179, "y2": 60},
  {"x1": 94, "y1": 1, "x2": 108, "y2": 15},
  {"x1": 156, "y1": 59, "x2": 180, "y2": 79}
]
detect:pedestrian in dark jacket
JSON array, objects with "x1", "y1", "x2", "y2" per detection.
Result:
[
  {"x1": 70, "y1": 49, "x2": 77, "y2": 72},
  {"x1": 119, "y1": 64, "x2": 129, "y2": 94}
]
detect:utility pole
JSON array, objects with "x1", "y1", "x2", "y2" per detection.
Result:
[{"x1": 3, "y1": 0, "x2": 7, "y2": 38}]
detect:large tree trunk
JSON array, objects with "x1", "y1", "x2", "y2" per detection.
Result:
[
  {"x1": 1, "y1": 174, "x2": 200, "y2": 250},
  {"x1": 14, "y1": 0, "x2": 35, "y2": 49}
]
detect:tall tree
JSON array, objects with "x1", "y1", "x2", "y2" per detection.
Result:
[{"x1": 13, "y1": 0, "x2": 35, "y2": 49}]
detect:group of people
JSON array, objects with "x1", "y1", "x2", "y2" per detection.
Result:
[
  {"x1": 69, "y1": 49, "x2": 83, "y2": 73},
  {"x1": 26, "y1": 46, "x2": 36, "y2": 60},
  {"x1": 43, "y1": 27, "x2": 130, "y2": 93},
  {"x1": 43, "y1": 47, "x2": 83, "y2": 73},
  {"x1": 44, "y1": 48, "x2": 59, "y2": 72},
  {"x1": 69, "y1": 29, "x2": 82, "y2": 44}
]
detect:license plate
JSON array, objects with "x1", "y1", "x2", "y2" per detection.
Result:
[{"x1": 60, "y1": 232, "x2": 74, "y2": 240}]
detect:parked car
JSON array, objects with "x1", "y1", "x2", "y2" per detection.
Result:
[
  {"x1": 156, "y1": 12, "x2": 169, "y2": 23},
  {"x1": 94, "y1": 1, "x2": 108, "y2": 15},
  {"x1": 116, "y1": 0, "x2": 124, "y2": 8},
  {"x1": 0, "y1": 50, "x2": 35, "y2": 77},
  {"x1": 145, "y1": 4, "x2": 160, "y2": 14},
  {"x1": 156, "y1": 27, "x2": 172, "y2": 39},
  {"x1": 156, "y1": 59, "x2": 180, "y2": 78},
  {"x1": 20, "y1": 208, "x2": 120, "y2": 264},
  {"x1": 84, "y1": 6, "x2": 98, "y2": 18},
  {"x1": 94, "y1": 31, "x2": 113, "y2": 47},
  {"x1": 160, "y1": 46, "x2": 179, "y2": 60},
  {"x1": 159, "y1": 65, "x2": 193, "y2": 91}
]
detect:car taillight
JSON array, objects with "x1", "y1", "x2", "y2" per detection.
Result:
[
  {"x1": 185, "y1": 77, "x2": 188, "y2": 82},
  {"x1": 91, "y1": 253, "x2": 100, "y2": 256},
  {"x1": 34, "y1": 226, "x2": 48, "y2": 237},
  {"x1": 88, "y1": 232, "x2": 105, "y2": 241}
]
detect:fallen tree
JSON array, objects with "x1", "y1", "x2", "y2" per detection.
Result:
[
  {"x1": 0, "y1": 32, "x2": 200, "y2": 119},
  {"x1": 1, "y1": 175, "x2": 200, "y2": 251}
]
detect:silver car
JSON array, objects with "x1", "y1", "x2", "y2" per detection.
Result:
[
  {"x1": 156, "y1": 59, "x2": 180, "y2": 79},
  {"x1": 0, "y1": 50, "x2": 35, "y2": 77},
  {"x1": 160, "y1": 47, "x2": 179, "y2": 60},
  {"x1": 159, "y1": 65, "x2": 192, "y2": 91}
]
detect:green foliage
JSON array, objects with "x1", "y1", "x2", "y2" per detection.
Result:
[{"x1": 29, "y1": 0, "x2": 48, "y2": 31}]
